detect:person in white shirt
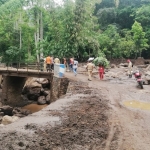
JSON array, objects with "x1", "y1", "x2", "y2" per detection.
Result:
[
  {"x1": 127, "y1": 59, "x2": 133, "y2": 78},
  {"x1": 73, "y1": 60, "x2": 78, "y2": 76},
  {"x1": 54, "y1": 57, "x2": 60, "y2": 64}
]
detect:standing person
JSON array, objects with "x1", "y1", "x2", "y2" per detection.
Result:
[
  {"x1": 45, "y1": 55, "x2": 52, "y2": 72},
  {"x1": 51, "y1": 56, "x2": 54, "y2": 70},
  {"x1": 73, "y1": 59, "x2": 78, "y2": 76},
  {"x1": 86, "y1": 60, "x2": 95, "y2": 81},
  {"x1": 98, "y1": 64, "x2": 104, "y2": 80},
  {"x1": 69, "y1": 57, "x2": 74, "y2": 71},
  {"x1": 54, "y1": 57, "x2": 60, "y2": 64},
  {"x1": 127, "y1": 59, "x2": 133, "y2": 78},
  {"x1": 40, "y1": 56, "x2": 44, "y2": 71}
]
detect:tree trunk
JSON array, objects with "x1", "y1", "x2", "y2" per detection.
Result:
[
  {"x1": 19, "y1": 12, "x2": 22, "y2": 67},
  {"x1": 40, "y1": 10, "x2": 43, "y2": 58},
  {"x1": 35, "y1": 13, "x2": 40, "y2": 63}
]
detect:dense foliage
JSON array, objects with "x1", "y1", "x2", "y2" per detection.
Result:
[
  {"x1": 93, "y1": 52, "x2": 109, "y2": 67},
  {"x1": 0, "y1": 0, "x2": 150, "y2": 63}
]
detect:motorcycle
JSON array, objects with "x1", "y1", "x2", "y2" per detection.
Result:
[{"x1": 133, "y1": 70, "x2": 143, "y2": 89}]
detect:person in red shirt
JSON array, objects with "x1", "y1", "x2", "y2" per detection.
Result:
[{"x1": 98, "y1": 64, "x2": 104, "y2": 80}]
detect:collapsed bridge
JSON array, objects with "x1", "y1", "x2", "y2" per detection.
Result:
[{"x1": 0, "y1": 65, "x2": 69, "y2": 107}]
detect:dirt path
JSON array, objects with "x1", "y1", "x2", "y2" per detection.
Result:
[
  {"x1": 65, "y1": 71, "x2": 150, "y2": 150},
  {"x1": 0, "y1": 67, "x2": 150, "y2": 150}
]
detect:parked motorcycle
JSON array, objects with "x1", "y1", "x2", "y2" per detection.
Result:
[{"x1": 133, "y1": 70, "x2": 143, "y2": 89}]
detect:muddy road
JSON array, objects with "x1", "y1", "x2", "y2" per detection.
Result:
[
  {"x1": 0, "y1": 67, "x2": 150, "y2": 150},
  {"x1": 66, "y1": 67, "x2": 150, "y2": 150}
]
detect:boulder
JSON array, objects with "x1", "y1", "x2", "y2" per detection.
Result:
[
  {"x1": 0, "y1": 112, "x2": 4, "y2": 116},
  {"x1": 119, "y1": 63, "x2": 128, "y2": 67},
  {"x1": 134, "y1": 57, "x2": 144, "y2": 65},
  {"x1": 12, "y1": 107, "x2": 31, "y2": 117},
  {"x1": 145, "y1": 71, "x2": 150, "y2": 76},
  {"x1": 1, "y1": 115, "x2": 19, "y2": 125},
  {"x1": 105, "y1": 72, "x2": 119, "y2": 78},
  {"x1": 37, "y1": 96, "x2": 46, "y2": 105},
  {"x1": 46, "y1": 93, "x2": 51, "y2": 104},
  {"x1": 0, "y1": 124, "x2": 4, "y2": 127},
  {"x1": 0, "y1": 105, "x2": 13, "y2": 116},
  {"x1": 36, "y1": 78, "x2": 50, "y2": 88},
  {"x1": 146, "y1": 65, "x2": 150, "y2": 71},
  {"x1": 27, "y1": 87, "x2": 41, "y2": 100},
  {"x1": 41, "y1": 90, "x2": 49, "y2": 97},
  {"x1": 22, "y1": 77, "x2": 50, "y2": 101},
  {"x1": 110, "y1": 64, "x2": 117, "y2": 68}
]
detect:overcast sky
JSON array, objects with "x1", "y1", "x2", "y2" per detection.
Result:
[
  {"x1": 55, "y1": 0, "x2": 63, "y2": 5},
  {"x1": 54, "y1": 0, "x2": 75, "y2": 5}
]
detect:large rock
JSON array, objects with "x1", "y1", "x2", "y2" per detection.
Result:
[
  {"x1": 12, "y1": 107, "x2": 31, "y2": 117},
  {"x1": 41, "y1": 89, "x2": 49, "y2": 96},
  {"x1": 0, "y1": 105, "x2": 13, "y2": 116},
  {"x1": 22, "y1": 78, "x2": 42, "y2": 93},
  {"x1": 1, "y1": 115, "x2": 19, "y2": 125},
  {"x1": 144, "y1": 71, "x2": 150, "y2": 82},
  {"x1": 145, "y1": 71, "x2": 150, "y2": 76},
  {"x1": 22, "y1": 79, "x2": 42, "y2": 100},
  {"x1": 110, "y1": 64, "x2": 117, "y2": 68},
  {"x1": 22, "y1": 77, "x2": 50, "y2": 101},
  {"x1": 105, "y1": 72, "x2": 119, "y2": 78},
  {"x1": 119, "y1": 63, "x2": 128, "y2": 67},
  {"x1": 27, "y1": 87, "x2": 41, "y2": 100},
  {"x1": 37, "y1": 96, "x2": 46, "y2": 105},
  {"x1": 0, "y1": 124, "x2": 4, "y2": 127},
  {"x1": 134, "y1": 57, "x2": 145, "y2": 65},
  {"x1": 146, "y1": 65, "x2": 150, "y2": 71},
  {"x1": 46, "y1": 93, "x2": 51, "y2": 104},
  {"x1": 35, "y1": 78, "x2": 50, "y2": 88}
]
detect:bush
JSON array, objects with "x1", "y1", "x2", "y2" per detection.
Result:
[{"x1": 93, "y1": 52, "x2": 109, "y2": 67}]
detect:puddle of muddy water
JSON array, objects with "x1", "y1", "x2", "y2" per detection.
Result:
[
  {"x1": 123, "y1": 100, "x2": 150, "y2": 111},
  {"x1": 22, "y1": 104, "x2": 48, "y2": 113}
]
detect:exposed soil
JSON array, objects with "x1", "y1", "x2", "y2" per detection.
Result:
[{"x1": 0, "y1": 66, "x2": 150, "y2": 150}]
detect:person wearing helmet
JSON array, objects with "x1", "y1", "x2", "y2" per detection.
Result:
[{"x1": 127, "y1": 59, "x2": 133, "y2": 78}]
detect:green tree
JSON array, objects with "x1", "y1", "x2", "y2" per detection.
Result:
[
  {"x1": 99, "y1": 25, "x2": 120, "y2": 59},
  {"x1": 131, "y1": 21, "x2": 148, "y2": 57}
]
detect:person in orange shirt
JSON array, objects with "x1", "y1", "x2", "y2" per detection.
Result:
[{"x1": 45, "y1": 55, "x2": 52, "y2": 72}]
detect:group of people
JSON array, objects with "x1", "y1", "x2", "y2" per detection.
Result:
[
  {"x1": 66, "y1": 56, "x2": 105, "y2": 81},
  {"x1": 86, "y1": 58, "x2": 135, "y2": 81},
  {"x1": 86, "y1": 60, "x2": 105, "y2": 81},
  {"x1": 40, "y1": 55, "x2": 79, "y2": 75},
  {"x1": 40, "y1": 55, "x2": 60, "y2": 72},
  {"x1": 67, "y1": 57, "x2": 105, "y2": 80},
  {"x1": 66, "y1": 57, "x2": 79, "y2": 76},
  {"x1": 64, "y1": 57, "x2": 140, "y2": 81},
  {"x1": 41, "y1": 54, "x2": 135, "y2": 82}
]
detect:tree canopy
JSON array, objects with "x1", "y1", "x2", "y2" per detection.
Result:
[{"x1": 0, "y1": 0, "x2": 150, "y2": 63}]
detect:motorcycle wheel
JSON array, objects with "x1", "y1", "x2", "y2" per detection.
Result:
[{"x1": 139, "y1": 81, "x2": 143, "y2": 89}]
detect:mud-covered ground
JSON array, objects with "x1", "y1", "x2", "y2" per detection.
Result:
[
  {"x1": 0, "y1": 66, "x2": 150, "y2": 150},
  {"x1": 0, "y1": 80, "x2": 111, "y2": 150}
]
